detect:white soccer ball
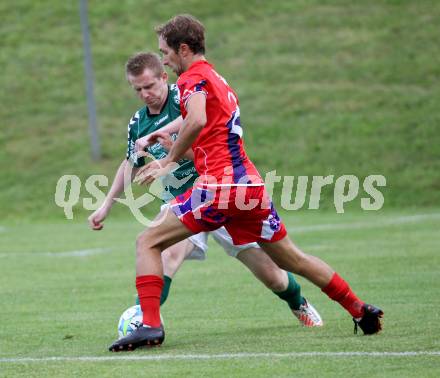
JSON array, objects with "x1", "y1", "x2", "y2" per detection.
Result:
[
  {"x1": 117, "y1": 305, "x2": 143, "y2": 338},
  {"x1": 117, "y1": 305, "x2": 164, "y2": 338}
]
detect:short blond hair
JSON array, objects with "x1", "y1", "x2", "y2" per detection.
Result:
[{"x1": 125, "y1": 52, "x2": 164, "y2": 77}]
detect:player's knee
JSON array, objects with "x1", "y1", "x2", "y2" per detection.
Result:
[
  {"x1": 161, "y1": 248, "x2": 179, "y2": 265},
  {"x1": 136, "y1": 228, "x2": 156, "y2": 252},
  {"x1": 264, "y1": 273, "x2": 286, "y2": 292},
  {"x1": 253, "y1": 264, "x2": 287, "y2": 291}
]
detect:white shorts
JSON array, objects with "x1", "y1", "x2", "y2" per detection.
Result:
[
  {"x1": 160, "y1": 203, "x2": 259, "y2": 260},
  {"x1": 187, "y1": 227, "x2": 260, "y2": 260}
]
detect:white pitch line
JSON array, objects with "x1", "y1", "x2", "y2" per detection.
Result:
[
  {"x1": 291, "y1": 213, "x2": 440, "y2": 233},
  {"x1": 43, "y1": 248, "x2": 112, "y2": 257},
  {"x1": 1, "y1": 351, "x2": 439, "y2": 363},
  {"x1": 0, "y1": 248, "x2": 112, "y2": 258}
]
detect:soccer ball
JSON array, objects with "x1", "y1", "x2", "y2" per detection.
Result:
[
  {"x1": 117, "y1": 305, "x2": 164, "y2": 338},
  {"x1": 117, "y1": 305, "x2": 143, "y2": 338}
]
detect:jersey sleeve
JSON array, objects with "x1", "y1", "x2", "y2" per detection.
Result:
[
  {"x1": 125, "y1": 111, "x2": 145, "y2": 168},
  {"x1": 177, "y1": 73, "x2": 208, "y2": 110},
  {"x1": 169, "y1": 83, "x2": 181, "y2": 112}
]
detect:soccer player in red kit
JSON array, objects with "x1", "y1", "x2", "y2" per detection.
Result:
[{"x1": 109, "y1": 15, "x2": 383, "y2": 352}]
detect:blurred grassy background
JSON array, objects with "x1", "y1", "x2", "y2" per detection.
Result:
[{"x1": 1, "y1": 0, "x2": 439, "y2": 221}]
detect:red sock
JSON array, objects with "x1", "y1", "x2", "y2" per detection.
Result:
[
  {"x1": 322, "y1": 273, "x2": 364, "y2": 318},
  {"x1": 136, "y1": 275, "x2": 164, "y2": 328}
]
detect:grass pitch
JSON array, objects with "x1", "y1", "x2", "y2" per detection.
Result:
[
  {"x1": 1, "y1": 1, "x2": 439, "y2": 376},
  {"x1": 0, "y1": 209, "x2": 439, "y2": 377}
]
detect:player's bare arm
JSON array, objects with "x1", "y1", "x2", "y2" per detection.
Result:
[
  {"x1": 134, "y1": 93, "x2": 205, "y2": 185},
  {"x1": 135, "y1": 115, "x2": 184, "y2": 152},
  {"x1": 88, "y1": 159, "x2": 138, "y2": 230},
  {"x1": 152, "y1": 131, "x2": 195, "y2": 160},
  {"x1": 167, "y1": 93, "x2": 207, "y2": 162}
]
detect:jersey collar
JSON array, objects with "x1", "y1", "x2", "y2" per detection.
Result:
[{"x1": 187, "y1": 59, "x2": 212, "y2": 71}]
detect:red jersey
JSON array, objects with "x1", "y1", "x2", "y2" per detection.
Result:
[{"x1": 177, "y1": 60, "x2": 263, "y2": 186}]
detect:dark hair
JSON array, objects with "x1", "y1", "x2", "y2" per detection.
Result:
[
  {"x1": 125, "y1": 52, "x2": 164, "y2": 77},
  {"x1": 155, "y1": 14, "x2": 205, "y2": 54}
]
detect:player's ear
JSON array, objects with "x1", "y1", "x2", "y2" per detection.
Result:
[
  {"x1": 178, "y1": 43, "x2": 190, "y2": 57},
  {"x1": 161, "y1": 71, "x2": 168, "y2": 81}
]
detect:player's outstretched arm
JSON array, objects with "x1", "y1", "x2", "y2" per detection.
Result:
[
  {"x1": 166, "y1": 93, "x2": 206, "y2": 163},
  {"x1": 135, "y1": 116, "x2": 184, "y2": 152},
  {"x1": 134, "y1": 94, "x2": 205, "y2": 185},
  {"x1": 88, "y1": 159, "x2": 137, "y2": 230},
  {"x1": 158, "y1": 115, "x2": 184, "y2": 135},
  {"x1": 152, "y1": 131, "x2": 195, "y2": 160}
]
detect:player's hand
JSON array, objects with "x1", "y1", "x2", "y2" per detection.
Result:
[
  {"x1": 135, "y1": 131, "x2": 171, "y2": 152},
  {"x1": 134, "y1": 156, "x2": 174, "y2": 185},
  {"x1": 157, "y1": 132, "x2": 173, "y2": 151},
  {"x1": 88, "y1": 205, "x2": 111, "y2": 230}
]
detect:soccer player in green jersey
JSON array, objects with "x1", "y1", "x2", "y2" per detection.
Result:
[{"x1": 88, "y1": 52, "x2": 323, "y2": 328}]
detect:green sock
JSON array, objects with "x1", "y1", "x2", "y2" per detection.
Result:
[
  {"x1": 273, "y1": 272, "x2": 305, "y2": 310},
  {"x1": 135, "y1": 275, "x2": 173, "y2": 306},
  {"x1": 160, "y1": 275, "x2": 173, "y2": 306}
]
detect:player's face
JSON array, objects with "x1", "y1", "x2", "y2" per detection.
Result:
[
  {"x1": 159, "y1": 36, "x2": 184, "y2": 76},
  {"x1": 128, "y1": 68, "x2": 168, "y2": 109}
]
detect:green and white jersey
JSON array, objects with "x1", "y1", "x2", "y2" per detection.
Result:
[{"x1": 126, "y1": 84, "x2": 198, "y2": 202}]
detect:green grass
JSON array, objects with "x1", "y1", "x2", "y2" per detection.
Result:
[
  {"x1": 1, "y1": 0, "x2": 440, "y2": 220},
  {"x1": 1, "y1": 2, "x2": 439, "y2": 376},
  {"x1": 0, "y1": 210, "x2": 439, "y2": 377}
]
